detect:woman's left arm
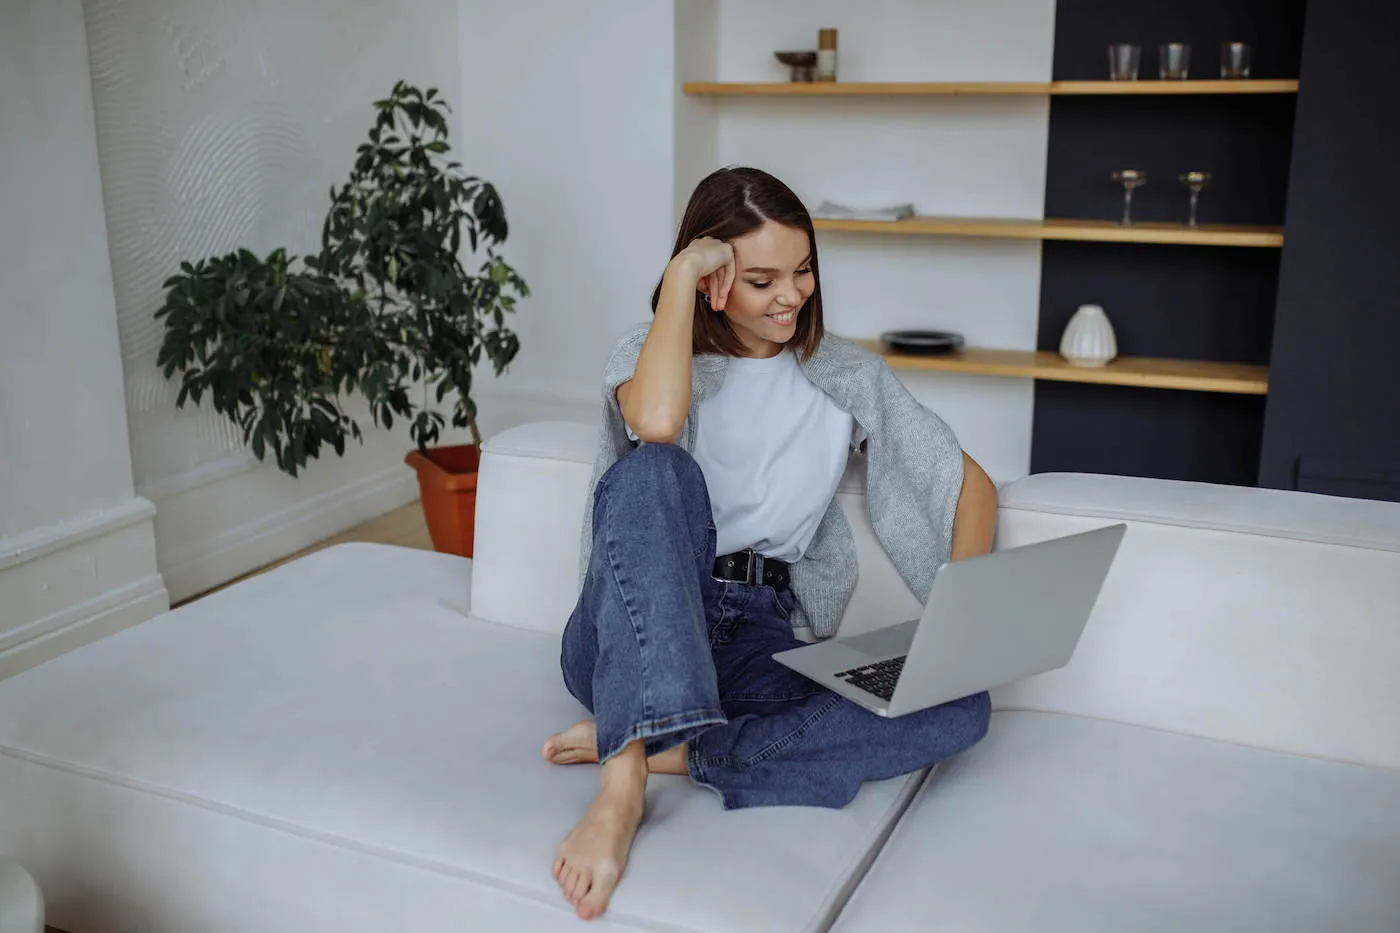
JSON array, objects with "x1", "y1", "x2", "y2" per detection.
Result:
[{"x1": 950, "y1": 451, "x2": 997, "y2": 561}]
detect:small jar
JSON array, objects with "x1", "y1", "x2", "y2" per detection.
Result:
[{"x1": 817, "y1": 28, "x2": 838, "y2": 81}]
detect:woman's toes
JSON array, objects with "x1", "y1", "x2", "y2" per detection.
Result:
[{"x1": 569, "y1": 867, "x2": 591, "y2": 904}]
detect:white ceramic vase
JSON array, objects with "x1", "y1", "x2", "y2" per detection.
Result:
[{"x1": 1059, "y1": 304, "x2": 1118, "y2": 367}]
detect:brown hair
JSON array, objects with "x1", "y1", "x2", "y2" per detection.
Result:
[{"x1": 650, "y1": 166, "x2": 825, "y2": 360}]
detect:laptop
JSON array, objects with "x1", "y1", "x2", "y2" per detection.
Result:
[{"x1": 772, "y1": 523, "x2": 1127, "y2": 717}]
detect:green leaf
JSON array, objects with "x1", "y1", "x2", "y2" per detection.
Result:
[{"x1": 149, "y1": 81, "x2": 526, "y2": 481}]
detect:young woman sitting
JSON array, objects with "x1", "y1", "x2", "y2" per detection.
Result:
[{"x1": 542, "y1": 166, "x2": 998, "y2": 920}]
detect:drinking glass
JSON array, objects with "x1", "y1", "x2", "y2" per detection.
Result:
[
  {"x1": 1179, "y1": 172, "x2": 1212, "y2": 227},
  {"x1": 1108, "y1": 43, "x2": 1141, "y2": 80},
  {"x1": 1112, "y1": 170, "x2": 1147, "y2": 225},
  {"x1": 1160, "y1": 43, "x2": 1191, "y2": 79},
  {"x1": 1221, "y1": 42, "x2": 1252, "y2": 78}
]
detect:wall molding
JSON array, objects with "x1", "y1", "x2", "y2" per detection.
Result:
[
  {"x1": 155, "y1": 458, "x2": 421, "y2": 604},
  {"x1": 0, "y1": 575, "x2": 168, "y2": 681},
  {"x1": 0, "y1": 501, "x2": 167, "y2": 680},
  {"x1": 0, "y1": 496, "x2": 156, "y2": 572},
  {"x1": 148, "y1": 388, "x2": 598, "y2": 605}
]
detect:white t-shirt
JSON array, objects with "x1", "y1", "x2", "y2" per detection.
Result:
[{"x1": 690, "y1": 350, "x2": 862, "y2": 563}]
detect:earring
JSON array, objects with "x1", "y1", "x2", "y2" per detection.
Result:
[{"x1": 703, "y1": 294, "x2": 711, "y2": 305}]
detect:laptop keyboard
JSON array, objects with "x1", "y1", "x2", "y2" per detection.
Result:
[{"x1": 835, "y1": 656, "x2": 906, "y2": 701}]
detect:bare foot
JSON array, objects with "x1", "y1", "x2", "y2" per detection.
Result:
[
  {"x1": 553, "y1": 742, "x2": 647, "y2": 920},
  {"x1": 543, "y1": 721, "x2": 688, "y2": 775},
  {"x1": 543, "y1": 720, "x2": 599, "y2": 765}
]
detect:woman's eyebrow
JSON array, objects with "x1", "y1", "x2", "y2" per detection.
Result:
[{"x1": 743, "y1": 255, "x2": 812, "y2": 274}]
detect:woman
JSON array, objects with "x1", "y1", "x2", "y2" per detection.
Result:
[{"x1": 543, "y1": 166, "x2": 998, "y2": 920}]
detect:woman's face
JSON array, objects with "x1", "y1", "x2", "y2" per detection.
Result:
[{"x1": 718, "y1": 220, "x2": 815, "y2": 358}]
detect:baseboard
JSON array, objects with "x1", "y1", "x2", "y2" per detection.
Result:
[
  {"x1": 0, "y1": 576, "x2": 168, "y2": 681},
  {"x1": 156, "y1": 460, "x2": 421, "y2": 604},
  {"x1": 145, "y1": 387, "x2": 596, "y2": 605},
  {"x1": 0, "y1": 500, "x2": 168, "y2": 680}
]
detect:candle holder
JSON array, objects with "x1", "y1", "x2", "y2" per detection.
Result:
[
  {"x1": 1112, "y1": 169, "x2": 1147, "y2": 225},
  {"x1": 1179, "y1": 172, "x2": 1213, "y2": 227},
  {"x1": 774, "y1": 51, "x2": 818, "y2": 82}
]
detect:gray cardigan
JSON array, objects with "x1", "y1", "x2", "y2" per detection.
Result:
[{"x1": 579, "y1": 323, "x2": 966, "y2": 639}]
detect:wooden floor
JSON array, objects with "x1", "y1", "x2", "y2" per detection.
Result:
[{"x1": 174, "y1": 500, "x2": 435, "y2": 607}]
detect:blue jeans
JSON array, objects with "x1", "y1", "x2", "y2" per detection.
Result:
[{"x1": 560, "y1": 443, "x2": 991, "y2": 810}]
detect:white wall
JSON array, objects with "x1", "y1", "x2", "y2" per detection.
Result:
[
  {"x1": 455, "y1": 0, "x2": 682, "y2": 428},
  {"x1": 3, "y1": 0, "x2": 1063, "y2": 645},
  {"x1": 707, "y1": 0, "x2": 1057, "y2": 483},
  {"x1": 673, "y1": 0, "x2": 720, "y2": 227},
  {"x1": 460, "y1": 0, "x2": 1057, "y2": 484},
  {"x1": 0, "y1": 0, "x2": 166, "y2": 676},
  {"x1": 83, "y1": 0, "x2": 461, "y2": 601}
]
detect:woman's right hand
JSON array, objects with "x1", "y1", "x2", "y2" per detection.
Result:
[{"x1": 671, "y1": 236, "x2": 735, "y2": 311}]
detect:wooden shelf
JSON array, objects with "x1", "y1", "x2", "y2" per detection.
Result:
[
  {"x1": 813, "y1": 215, "x2": 1283, "y2": 247},
  {"x1": 1049, "y1": 79, "x2": 1298, "y2": 95},
  {"x1": 856, "y1": 341, "x2": 1269, "y2": 395},
  {"x1": 682, "y1": 79, "x2": 1298, "y2": 97},
  {"x1": 684, "y1": 81, "x2": 1051, "y2": 96}
]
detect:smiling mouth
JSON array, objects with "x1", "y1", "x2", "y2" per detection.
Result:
[{"x1": 768, "y1": 309, "x2": 796, "y2": 325}]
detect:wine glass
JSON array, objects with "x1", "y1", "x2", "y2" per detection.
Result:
[
  {"x1": 1112, "y1": 170, "x2": 1146, "y2": 226},
  {"x1": 1179, "y1": 171, "x2": 1212, "y2": 227}
]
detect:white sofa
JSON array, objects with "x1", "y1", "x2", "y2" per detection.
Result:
[{"x1": 2, "y1": 419, "x2": 1398, "y2": 933}]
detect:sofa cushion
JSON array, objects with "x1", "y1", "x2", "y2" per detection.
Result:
[
  {"x1": 993, "y1": 475, "x2": 1400, "y2": 770},
  {"x1": 0, "y1": 542, "x2": 926, "y2": 933},
  {"x1": 833, "y1": 711, "x2": 1400, "y2": 933}
]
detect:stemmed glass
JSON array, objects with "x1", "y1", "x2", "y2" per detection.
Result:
[
  {"x1": 1112, "y1": 170, "x2": 1146, "y2": 226},
  {"x1": 1179, "y1": 171, "x2": 1212, "y2": 227}
]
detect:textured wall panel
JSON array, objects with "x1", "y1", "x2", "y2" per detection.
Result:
[{"x1": 84, "y1": 0, "x2": 458, "y2": 488}]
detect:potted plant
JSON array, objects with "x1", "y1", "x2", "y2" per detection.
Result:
[{"x1": 155, "y1": 81, "x2": 527, "y2": 558}]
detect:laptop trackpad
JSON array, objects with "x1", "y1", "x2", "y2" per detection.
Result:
[{"x1": 841, "y1": 620, "x2": 919, "y2": 660}]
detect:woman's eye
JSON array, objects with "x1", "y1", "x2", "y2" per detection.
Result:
[
  {"x1": 751, "y1": 281, "x2": 771, "y2": 289},
  {"x1": 796, "y1": 267, "x2": 812, "y2": 276}
]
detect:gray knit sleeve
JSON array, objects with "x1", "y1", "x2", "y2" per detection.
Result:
[
  {"x1": 809, "y1": 336, "x2": 965, "y2": 604},
  {"x1": 863, "y1": 357, "x2": 965, "y2": 601},
  {"x1": 577, "y1": 323, "x2": 652, "y2": 582}
]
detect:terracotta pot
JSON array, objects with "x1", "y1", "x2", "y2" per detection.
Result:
[{"x1": 404, "y1": 444, "x2": 480, "y2": 558}]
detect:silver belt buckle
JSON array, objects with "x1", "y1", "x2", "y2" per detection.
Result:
[{"x1": 714, "y1": 549, "x2": 757, "y2": 585}]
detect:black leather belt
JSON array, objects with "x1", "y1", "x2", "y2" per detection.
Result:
[{"x1": 713, "y1": 549, "x2": 790, "y2": 591}]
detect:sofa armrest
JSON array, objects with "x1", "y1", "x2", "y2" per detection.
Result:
[{"x1": 469, "y1": 421, "x2": 598, "y2": 635}]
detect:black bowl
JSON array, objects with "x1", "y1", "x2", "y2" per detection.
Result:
[{"x1": 879, "y1": 329, "x2": 965, "y2": 355}]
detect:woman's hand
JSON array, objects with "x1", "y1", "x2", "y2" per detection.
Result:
[{"x1": 671, "y1": 236, "x2": 735, "y2": 311}]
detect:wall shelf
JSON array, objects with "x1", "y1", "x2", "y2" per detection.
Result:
[
  {"x1": 814, "y1": 215, "x2": 1284, "y2": 247},
  {"x1": 856, "y1": 341, "x2": 1270, "y2": 395},
  {"x1": 682, "y1": 79, "x2": 1298, "y2": 97},
  {"x1": 1049, "y1": 79, "x2": 1297, "y2": 95}
]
